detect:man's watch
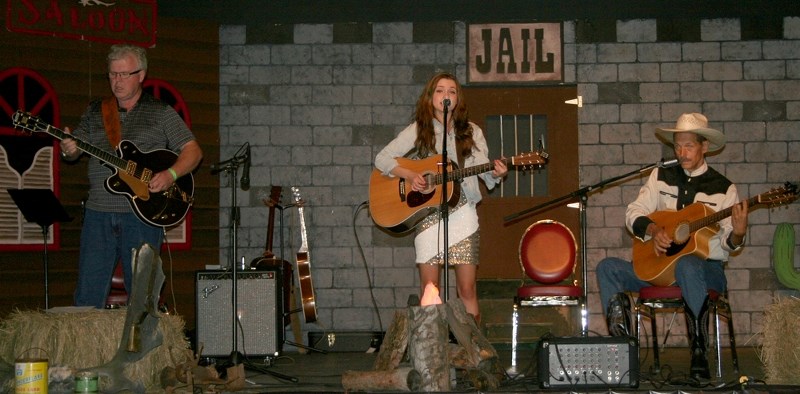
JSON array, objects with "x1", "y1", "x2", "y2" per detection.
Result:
[{"x1": 727, "y1": 234, "x2": 746, "y2": 249}]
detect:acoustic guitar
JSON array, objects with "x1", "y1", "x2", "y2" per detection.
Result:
[
  {"x1": 291, "y1": 187, "x2": 317, "y2": 323},
  {"x1": 368, "y1": 151, "x2": 547, "y2": 233},
  {"x1": 251, "y1": 186, "x2": 293, "y2": 326},
  {"x1": 633, "y1": 182, "x2": 798, "y2": 286},
  {"x1": 11, "y1": 110, "x2": 193, "y2": 228}
]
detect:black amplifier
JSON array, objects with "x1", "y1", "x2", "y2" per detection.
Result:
[{"x1": 537, "y1": 336, "x2": 639, "y2": 389}]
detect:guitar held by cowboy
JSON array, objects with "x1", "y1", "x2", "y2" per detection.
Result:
[{"x1": 632, "y1": 183, "x2": 798, "y2": 286}]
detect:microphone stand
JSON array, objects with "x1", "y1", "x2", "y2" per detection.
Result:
[
  {"x1": 440, "y1": 101, "x2": 450, "y2": 303},
  {"x1": 503, "y1": 159, "x2": 676, "y2": 337},
  {"x1": 210, "y1": 148, "x2": 248, "y2": 366}
]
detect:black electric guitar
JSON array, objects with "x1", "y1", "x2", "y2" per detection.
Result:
[{"x1": 12, "y1": 110, "x2": 193, "y2": 228}]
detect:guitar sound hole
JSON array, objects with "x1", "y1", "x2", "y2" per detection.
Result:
[
  {"x1": 665, "y1": 240, "x2": 689, "y2": 257},
  {"x1": 406, "y1": 191, "x2": 434, "y2": 208}
]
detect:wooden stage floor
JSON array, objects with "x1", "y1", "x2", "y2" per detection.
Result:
[{"x1": 209, "y1": 343, "x2": 798, "y2": 393}]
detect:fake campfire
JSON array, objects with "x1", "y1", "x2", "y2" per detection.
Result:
[{"x1": 342, "y1": 284, "x2": 504, "y2": 392}]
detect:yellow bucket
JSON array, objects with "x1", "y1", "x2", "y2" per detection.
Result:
[{"x1": 15, "y1": 358, "x2": 48, "y2": 394}]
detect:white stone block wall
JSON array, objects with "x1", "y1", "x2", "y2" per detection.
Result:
[{"x1": 218, "y1": 17, "x2": 800, "y2": 345}]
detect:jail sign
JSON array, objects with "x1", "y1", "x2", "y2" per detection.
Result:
[{"x1": 468, "y1": 23, "x2": 563, "y2": 83}]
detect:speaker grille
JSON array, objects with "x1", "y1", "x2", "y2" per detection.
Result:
[{"x1": 196, "y1": 270, "x2": 282, "y2": 357}]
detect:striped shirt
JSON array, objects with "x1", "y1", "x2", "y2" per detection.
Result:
[{"x1": 72, "y1": 92, "x2": 196, "y2": 213}]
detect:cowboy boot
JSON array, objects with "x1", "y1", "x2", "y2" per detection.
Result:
[
  {"x1": 685, "y1": 298, "x2": 711, "y2": 380},
  {"x1": 606, "y1": 292, "x2": 632, "y2": 337}
]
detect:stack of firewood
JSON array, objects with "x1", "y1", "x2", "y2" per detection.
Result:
[{"x1": 342, "y1": 297, "x2": 503, "y2": 391}]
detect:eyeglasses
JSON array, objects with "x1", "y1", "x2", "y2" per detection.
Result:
[{"x1": 108, "y1": 70, "x2": 142, "y2": 79}]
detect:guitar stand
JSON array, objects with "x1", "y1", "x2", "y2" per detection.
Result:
[
  {"x1": 7, "y1": 188, "x2": 72, "y2": 310},
  {"x1": 504, "y1": 159, "x2": 676, "y2": 337}
]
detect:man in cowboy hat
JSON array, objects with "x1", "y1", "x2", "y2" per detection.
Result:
[{"x1": 595, "y1": 112, "x2": 749, "y2": 380}]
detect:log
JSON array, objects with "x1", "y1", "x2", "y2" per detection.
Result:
[
  {"x1": 446, "y1": 299, "x2": 499, "y2": 364},
  {"x1": 373, "y1": 310, "x2": 409, "y2": 371},
  {"x1": 446, "y1": 299, "x2": 502, "y2": 390},
  {"x1": 408, "y1": 304, "x2": 450, "y2": 392},
  {"x1": 341, "y1": 366, "x2": 421, "y2": 392}
]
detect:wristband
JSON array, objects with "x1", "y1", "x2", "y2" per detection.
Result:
[{"x1": 167, "y1": 167, "x2": 178, "y2": 181}]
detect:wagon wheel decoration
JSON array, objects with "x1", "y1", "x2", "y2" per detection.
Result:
[{"x1": 0, "y1": 67, "x2": 62, "y2": 250}]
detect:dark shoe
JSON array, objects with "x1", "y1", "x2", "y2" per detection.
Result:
[
  {"x1": 606, "y1": 292, "x2": 632, "y2": 337},
  {"x1": 685, "y1": 298, "x2": 711, "y2": 380}
]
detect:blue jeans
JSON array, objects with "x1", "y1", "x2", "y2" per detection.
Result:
[
  {"x1": 73, "y1": 208, "x2": 164, "y2": 308},
  {"x1": 596, "y1": 255, "x2": 726, "y2": 316}
]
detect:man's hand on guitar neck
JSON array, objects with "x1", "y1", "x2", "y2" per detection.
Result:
[
  {"x1": 729, "y1": 199, "x2": 749, "y2": 247},
  {"x1": 60, "y1": 127, "x2": 80, "y2": 161},
  {"x1": 646, "y1": 222, "x2": 673, "y2": 257}
]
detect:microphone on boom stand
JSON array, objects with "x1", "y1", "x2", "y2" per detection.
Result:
[{"x1": 440, "y1": 96, "x2": 451, "y2": 303}]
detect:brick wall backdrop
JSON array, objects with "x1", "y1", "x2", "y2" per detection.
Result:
[{"x1": 218, "y1": 17, "x2": 800, "y2": 347}]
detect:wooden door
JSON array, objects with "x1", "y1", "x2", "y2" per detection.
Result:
[{"x1": 464, "y1": 85, "x2": 579, "y2": 279}]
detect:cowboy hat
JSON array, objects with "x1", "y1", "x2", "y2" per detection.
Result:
[{"x1": 655, "y1": 112, "x2": 725, "y2": 152}]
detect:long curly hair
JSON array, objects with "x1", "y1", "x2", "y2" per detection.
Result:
[{"x1": 413, "y1": 72, "x2": 475, "y2": 159}]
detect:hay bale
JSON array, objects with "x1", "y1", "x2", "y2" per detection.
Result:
[
  {"x1": 0, "y1": 308, "x2": 191, "y2": 391},
  {"x1": 760, "y1": 297, "x2": 800, "y2": 385}
]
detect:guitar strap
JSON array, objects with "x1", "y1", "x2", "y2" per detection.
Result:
[
  {"x1": 101, "y1": 96, "x2": 122, "y2": 148},
  {"x1": 403, "y1": 131, "x2": 467, "y2": 169}
]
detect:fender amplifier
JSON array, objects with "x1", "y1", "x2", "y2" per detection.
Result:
[
  {"x1": 538, "y1": 336, "x2": 639, "y2": 389},
  {"x1": 196, "y1": 269, "x2": 284, "y2": 358}
]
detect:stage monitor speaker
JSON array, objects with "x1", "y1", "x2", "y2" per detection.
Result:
[
  {"x1": 537, "y1": 336, "x2": 639, "y2": 389},
  {"x1": 196, "y1": 269, "x2": 283, "y2": 358}
]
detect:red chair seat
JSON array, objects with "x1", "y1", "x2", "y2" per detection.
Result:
[
  {"x1": 517, "y1": 284, "x2": 582, "y2": 298},
  {"x1": 640, "y1": 286, "x2": 722, "y2": 301},
  {"x1": 639, "y1": 285, "x2": 682, "y2": 299}
]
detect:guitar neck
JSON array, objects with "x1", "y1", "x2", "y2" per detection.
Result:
[
  {"x1": 42, "y1": 123, "x2": 127, "y2": 170},
  {"x1": 298, "y1": 205, "x2": 309, "y2": 254},
  {"x1": 430, "y1": 157, "x2": 508, "y2": 186},
  {"x1": 263, "y1": 186, "x2": 282, "y2": 257},
  {"x1": 689, "y1": 195, "x2": 758, "y2": 232}
]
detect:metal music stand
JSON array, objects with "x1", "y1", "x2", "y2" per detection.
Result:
[{"x1": 7, "y1": 188, "x2": 72, "y2": 310}]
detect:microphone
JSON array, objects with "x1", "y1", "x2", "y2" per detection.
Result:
[
  {"x1": 210, "y1": 158, "x2": 233, "y2": 175},
  {"x1": 658, "y1": 158, "x2": 680, "y2": 168},
  {"x1": 442, "y1": 98, "x2": 451, "y2": 109},
  {"x1": 240, "y1": 143, "x2": 251, "y2": 191}
]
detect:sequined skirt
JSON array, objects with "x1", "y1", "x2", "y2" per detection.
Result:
[{"x1": 415, "y1": 193, "x2": 479, "y2": 266}]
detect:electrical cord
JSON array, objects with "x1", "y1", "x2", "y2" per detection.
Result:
[
  {"x1": 352, "y1": 200, "x2": 384, "y2": 333},
  {"x1": 161, "y1": 227, "x2": 178, "y2": 315}
]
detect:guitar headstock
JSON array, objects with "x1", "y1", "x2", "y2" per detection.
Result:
[
  {"x1": 511, "y1": 151, "x2": 549, "y2": 170},
  {"x1": 263, "y1": 185, "x2": 283, "y2": 208},
  {"x1": 291, "y1": 186, "x2": 306, "y2": 207},
  {"x1": 758, "y1": 182, "x2": 799, "y2": 207},
  {"x1": 11, "y1": 111, "x2": 45, "y2": 135}
]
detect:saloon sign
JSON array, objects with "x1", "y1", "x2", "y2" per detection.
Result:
[
  {"x1": 468, "y1": 23, "x2": 562, "y2": 83},
  {"x1": 6, "y1": 0, "x2": 158, "y2": 47}
]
